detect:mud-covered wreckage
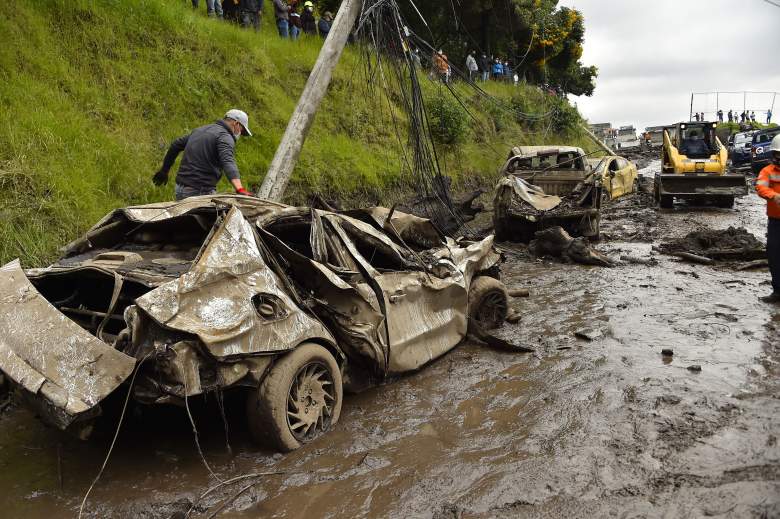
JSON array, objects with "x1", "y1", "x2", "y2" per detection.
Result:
[
  {"x1": 493, "y1": 146, "x2": 603, "y2": 243},
  {"x1": 0, "y1": 195, "x2": 507, "y2": 449}
]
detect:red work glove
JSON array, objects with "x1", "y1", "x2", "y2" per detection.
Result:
[{"x1": 236, "y1": 188, "x2": 253, "y2": 196}]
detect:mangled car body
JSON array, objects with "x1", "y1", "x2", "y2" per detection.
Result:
[
  {"x1": 494, "y1": 146, "x2": 602, "y2": 243},
  {"x1": 0, "y1": 196, "x2": 507, "y2": 451}
]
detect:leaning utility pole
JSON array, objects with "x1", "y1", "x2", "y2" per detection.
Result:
[{"x1": 257, "y1": 0, "x2": 363, "y2": 201}]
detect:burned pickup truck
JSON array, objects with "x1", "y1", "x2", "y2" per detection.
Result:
[
  {"x1": 0, "y1": 196, "x2": 507, "y2": 451},
  {"x1": 494, "y1": 146, "x2": 603, "y2": 242}
]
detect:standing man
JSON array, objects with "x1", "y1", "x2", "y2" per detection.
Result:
[
  {"x1": 466, "y1": 51, "x2": 478, "y2": 82},
  {"x1": 768, "y1": 109, "x2": 773, "y2": 124},
  {"x1": 717, "y1": 109, "x2": 723, "y2": 123},
  {"x1": 751, "y1": 111, "x2": 757, "y2": 123},
  {"x1": 479, "y1": 53, "x2": 490, "y2": 82},
  {"x1": 318, "y1": 11, "x2": 333, "y2": 38},
  {"x1": 273, "y1": 0, "x2": 291, "y2": 37},
  {"x1": 152, "y1": 110, "x2": 254, "y2": 200},
  {"x1": 756, "y1": 135, "x2": 780, "y2": 303},
  {"x1": 433, "y1": 50, "x2": 449, "y2": 83},
  {"x1": 728, "y1": 109, "x2": 733, "y2": 123},
  {"x1": 192, "y1": 0, "x2": 224, "y2": 17},
  {"x1": 239, "y1": 0, "x2": 263, "y2": 31},
  {"x1": 301, "y1": 1, "x2": 317, "y2": 35}
]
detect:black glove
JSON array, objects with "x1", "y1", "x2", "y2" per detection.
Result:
[{"x1": 152, "y1": 169, "x2": 169, "y2": 186}]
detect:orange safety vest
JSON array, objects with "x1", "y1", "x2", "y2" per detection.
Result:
[{"x1": 756, "y1": 163, "x2": 780, "y2": 219}]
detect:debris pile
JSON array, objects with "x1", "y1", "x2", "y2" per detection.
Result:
[
  {"x1": 658, "y1": 226, "x2": 765, "y2": 261},
  {"x1": 530, "y1": 226, "x2": 615, "y2": 267}
]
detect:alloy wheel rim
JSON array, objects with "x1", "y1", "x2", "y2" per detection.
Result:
[
  {"x1": 287, "y1": 361, "x2": 335, "y2": 442},
  {"x1": 476, "y1": 291, "x2": 508, "y2": 329}
]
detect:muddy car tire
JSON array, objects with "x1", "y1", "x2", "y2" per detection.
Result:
[
  {"x1": 468, "y1": 277, "x2": 509, "y2": 331},
  {"x1": 247, "y1": 343, "x2": 343, "y2": 452}
]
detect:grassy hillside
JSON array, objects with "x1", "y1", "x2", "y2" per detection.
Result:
[{"x1": 0, "y1": 0, "x2": 594, "y2": 266}]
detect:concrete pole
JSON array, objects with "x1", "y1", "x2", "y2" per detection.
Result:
[
  {"x1": 580, "y1": 124, "x2": 616, "y2": 156},
  {"x1": 257, "y1": 0, "x2": 363, "y2": 201},
  {"x1": 689, "y1": 93, "x2": 694, "y2": 121}
]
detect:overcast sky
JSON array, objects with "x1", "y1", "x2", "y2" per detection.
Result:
[{"x1": 558, "y1": 0, "x2": 780, "y2": 131}]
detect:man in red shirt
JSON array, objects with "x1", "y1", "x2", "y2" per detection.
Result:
[{"x1": 756, "y1": 134, "x2": 780, "y2": 303}]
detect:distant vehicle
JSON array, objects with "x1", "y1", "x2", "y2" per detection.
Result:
[
  {"x1": 730, "y1": 131, "x2": 755, "y2": 169},
  {"x1": 495, "y1": 145, "x2": 602, "y2": 241},
  {"x1": 588, "y1": 155, "x2": 639, "y2": 200},
  {"x1": 751, "y1": 127, "x2": 780, "y2": 175},
  {"x1": 615, "y1": 126, "x2": 641, "y2": 150},
  {"x1": 655, "y1": 122, "x2": 747, "y2": 208}
]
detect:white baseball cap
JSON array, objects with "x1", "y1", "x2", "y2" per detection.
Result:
[{"x1": 225, "y1": 109, "x2": 252, "y2": 136}]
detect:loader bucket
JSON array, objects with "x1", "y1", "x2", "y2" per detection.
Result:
[{"x1": 657, "y1": 173, "x2": 748, "y2": 202}]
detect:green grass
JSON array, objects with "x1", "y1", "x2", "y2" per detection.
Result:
[{"x1": 0, "y1": 0, "x2": 593, "y2": 266}]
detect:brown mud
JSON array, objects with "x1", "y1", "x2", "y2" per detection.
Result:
[
  {"x1": 1, "y1": 170, "x2": 779, "y2": 518},
  {"x1": 658, "y1": 226, "x2": 766, "y2": 261}
]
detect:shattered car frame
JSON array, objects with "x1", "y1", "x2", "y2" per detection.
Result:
[
  {"x1": 0, "y1": 196, "x2": 506, "y2": 451},
  {"x1": 494, "y1": 146, "x2": 603, "y2": 243}
]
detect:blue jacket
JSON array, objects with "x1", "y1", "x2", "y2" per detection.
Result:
[{"x1": 492, "y1": 62, "x2": 503, "y2": 75}]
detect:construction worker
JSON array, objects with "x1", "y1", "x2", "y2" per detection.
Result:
[
  {"x1": 756, "y1": 134, "x2": 780, "y2": 303},
  {"x1": 152, "y1": 110, "x2": 253, "y2": 200}
]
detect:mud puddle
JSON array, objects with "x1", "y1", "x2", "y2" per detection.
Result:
[{"x1": 1, "y1": 198, "x2": 778, "y2": 518}]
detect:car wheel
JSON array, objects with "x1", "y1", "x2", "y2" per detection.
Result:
[
  {"x1": 247, "y1": 343, "x2": 342, "y2": 452},
  {"x1": 468, "y1": 276, "x2": 509, "y2": 330}
]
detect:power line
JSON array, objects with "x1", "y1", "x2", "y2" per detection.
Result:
[{"x1": 761, "y1": 0, "x2": 780, "y2": 8}]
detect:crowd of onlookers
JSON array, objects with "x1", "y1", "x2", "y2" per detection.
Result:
[
  {"x1": 430, "y1": 49, "x2": 521, "y2": 85},
  {"x1": 694, "y1": 109, "x2": 773, "y2": 125},
  {"x1": 191, "y1": 0, "x2": 334, "y2": 39}
]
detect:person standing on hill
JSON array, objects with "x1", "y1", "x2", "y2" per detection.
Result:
[
  {"x1": 717, "y1": 109, "x2": 723, "y2": 123},
  {"x1": 756, "y1": 134, "x2": 780, "y2": 304},
  {"x1": 492, "y1": 59, "x2": 503, "y2": 80},
  {"x1": 433, "y1": 50, "x2": 449, "y2": 83},
  {"x1": 768, "y1": 109, "x2": 773, "y2": 124},
  {"x1": 318, "y1": 11, "x2": 333, "y2": 38},
  {"x1": 751, "y1": 111, "x2": 756, "y2": 123},
  {"x1": 239, "y1": 0, "x2": 263, "y2": 31},
  {"x1": 152, "y1": 110, "x2": 254, "y2": 200},
  {"x1": 728, "y1": 109, "x2": 733, "y2": 123},
  {"x1": 479, "y1": 53, "x2": 490, "y2": 82},
  {"x1": 301, "y1": 1, "x2": 316, "y2": 35},
  {"x1": 288, "y1": 0, "x2": 302, "y2": 39},
  {"x1": 466, "y1": 52, "x2": 478, "y2": 82},
  {"x1": 273, "y1": 0, "x2": 291, "y2": 37},
  {"x1": 192, "y1": 0, "x2": 223, "y2": 17}
]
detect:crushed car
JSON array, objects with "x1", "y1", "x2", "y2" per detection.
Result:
[
  {"x1": 587, "y1": 155, "x2": 639, "y2": 200},
  {"x1": 494, "y1": 146, "x2": 603, "y2": 242},
  {"x1": 0, "y1": 196, "x2": 508, "y2": 451}
]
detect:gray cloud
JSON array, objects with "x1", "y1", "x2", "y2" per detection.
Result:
[{"x1": 559, "y1": 0, "x2": 780, "y2": 130}]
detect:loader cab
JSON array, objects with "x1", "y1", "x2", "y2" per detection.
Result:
[{"x1": 674, "y1": 122, "x2": 718, "y2": 159}]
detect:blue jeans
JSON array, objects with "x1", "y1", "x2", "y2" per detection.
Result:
[
  {"x1": 192, "y1": 0, "x2": 223, "y2": 17},
  {"x1": 769, "y1": 217, "x2": 780, "y2": 293},
  {"x1": 290, "y1": 25, "x2": 300, "y2": 40},
  {"x1": 277, "y1": 18, "x2": 289, "y2": 38},
  {"x1": 481, "y1": 71, "x2": 489, "y2": 82},
  {"x1": 175, "y1": 184, "x2": 217, "y2": 201}
]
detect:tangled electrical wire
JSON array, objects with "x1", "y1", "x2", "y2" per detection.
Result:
[{"x1": 352, "y1": 0, "x2": 559, "y2": 237}]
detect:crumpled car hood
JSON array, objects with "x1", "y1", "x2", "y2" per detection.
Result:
[{"x1": 135, "y1": 207, "x2": 334, "y2": 359}]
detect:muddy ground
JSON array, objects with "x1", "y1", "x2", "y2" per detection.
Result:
[{"x1": 1, "y1": 164, "x2": 779, "y2": 518}]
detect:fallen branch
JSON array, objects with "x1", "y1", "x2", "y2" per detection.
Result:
[
  {"x1": 673, "y1": 251, "x2": 714, "y2": 265},
  {"x1": 735, "y1": 259, "x2": 768, "y2": 271}
]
